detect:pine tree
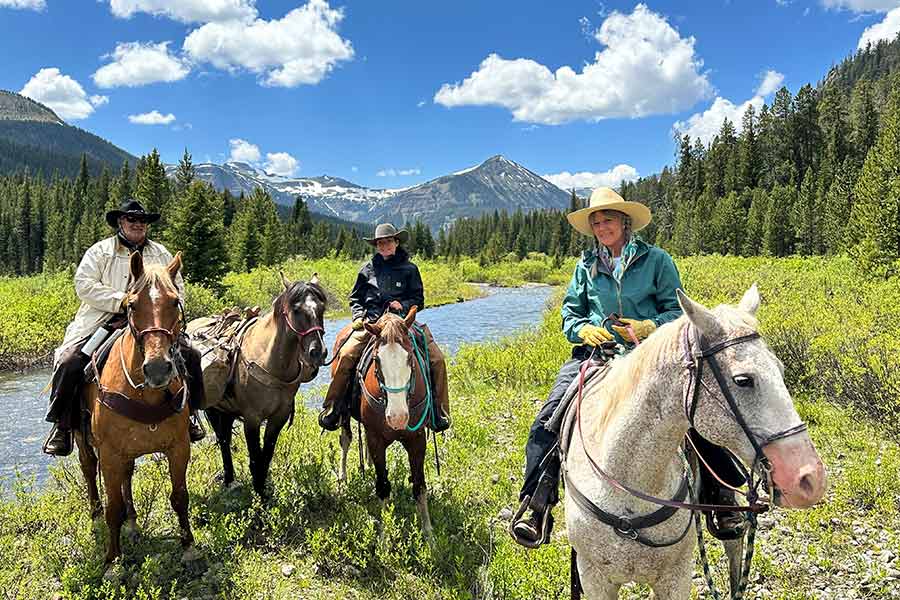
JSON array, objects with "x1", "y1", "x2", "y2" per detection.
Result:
[
  {"x1": 823, "y1": 158, "x2": 855, "y2": 255},
  {"x1": 174, "y1": 148, "x2": 195, "y2": 196},
  {"x1": 850, "y1": 74, "x2": 900, "y2": 275},
  {"x1": 134, "y1": 149, "x2": 170, "y2": 228},
  {"x1": 764, "y1": 184, "x2": 793, "y2": 257},
  {"x1": 793, "y1": 169, "x2": 819, "y2": 255},
  {"x1": 165, "y1": 181, "x2": 228, "y2": 289},
  {"x1": 743, "y1": 188, "x2": 769, "y2": 256}
]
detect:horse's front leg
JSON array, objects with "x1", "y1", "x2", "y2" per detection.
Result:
[
  {"x1": 165, "y1": 438, "x2": 196, "y2": 564},
  {"x1": 207, "y1": 407, "x2": 237, "y2": 488},
  {"x1": 243, "y1": 420, "x2": 265, "y2": 497},
  {"x1": 74, "y1": 431, "x2": 102, "y2": 521},
  {"x1": 402, "y1": 432, "x2": 432, "y2": 538},
  {"x1": 366, "y1": 431, "x2": 390, "y2": 505},
  {"x1": 575, "y1": 552, "x2": 621, "y2": 600},
  {"x1": 258, "y1": 410, "x2": 289, "y2": 494},
  {"x1": 121, "y1": 459, "x2": 138, "y2": 542},
  {"x1": 99, "y1": 454, "x2": 128, "y2": 571}
]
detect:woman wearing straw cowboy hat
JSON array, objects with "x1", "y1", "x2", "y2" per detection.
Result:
[
  {"x1": 511, "y1": 188, "x2": 745, "y2": 547},
  {"x1": 318, "y1": 223, "x2": 451, "y2": 433}
]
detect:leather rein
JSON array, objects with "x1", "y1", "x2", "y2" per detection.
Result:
[{"x1": 566, "y1": 323, "x2": 809, "y2": 545}]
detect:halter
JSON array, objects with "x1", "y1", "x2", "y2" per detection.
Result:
[
  {"x1": 279, "y1": 290, "x2": 325, "y2": 352},
  {"x1": 126, "y1": 298, "x2": 185, "y2": 357}
]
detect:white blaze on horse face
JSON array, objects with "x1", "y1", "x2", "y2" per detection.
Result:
[
  {"x1": 303, "y1": 297, "x2": 320, "y2": 321},
  {"x1": 149, "y1": 282, "x2": 161, "y2": 303},
  {"x1": 380, "y1": 342, "x2": 411, "y2": 430}
]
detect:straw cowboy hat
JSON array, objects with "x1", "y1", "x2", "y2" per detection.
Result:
[
  {"x1": 364, "y1": 223, "x2": 409, "y2": 246},
  {"x1": 566, "y1": 187, "x2": 652, "y2": 237}
]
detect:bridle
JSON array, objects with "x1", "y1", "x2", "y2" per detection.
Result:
[
  {"x1": 279, "y1": 286, "x2": 325, "y2": 358},
  {"x1": 567, "y1": 322, "x2": 809, "y2": 546},
  {"x1": 126, "y1": 297, "x2": 185, "y2": 356}
]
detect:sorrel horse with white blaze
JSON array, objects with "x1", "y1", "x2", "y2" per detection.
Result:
[
  {"x1": 563, "y1": 285, "x2": 827, "y2": 599},
  {"x1": 75, "y1": 251, "x2": 197, "y2": 573},
  {"x1": 187, "y1": 273, "x2": 327, "y2": 497},
  {"x1": 337, "y1": 307, "x2": 433, "y2": 537}
]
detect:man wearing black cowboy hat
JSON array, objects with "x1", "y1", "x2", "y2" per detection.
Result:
[
  {"x1": 43, "y1": 199, "x2": 206, "y2": 456},
  {"x1": 318, "y1": 223, "x2": 451, "y2": 432}
]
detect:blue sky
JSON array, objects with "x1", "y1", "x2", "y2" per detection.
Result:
[{"x1": 1, "y1": 0, "x2": 898, "y2": 190}]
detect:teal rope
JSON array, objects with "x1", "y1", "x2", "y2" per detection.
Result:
[{"x1": 405, "y1": 323, "x2": 434, "y2": 432}]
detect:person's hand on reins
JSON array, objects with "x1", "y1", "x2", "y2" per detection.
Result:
[
  {"x1": 352, "y1": 318, "x2": 365, "y2": 331},
  {"x1": 577, "y1": 324, "x2": 614, "y2": 346},
  {"x1": 612, "y1": 318, "x2": 656, "y2": 341}
]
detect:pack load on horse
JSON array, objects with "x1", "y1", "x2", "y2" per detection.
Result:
[
  {"x1": 43, "y1": 198, "x2": 206, "y2": 458},
  {"x1": 75, "y1": 251, "x2": 200, "y2": 574},
  {"x1": 318, "y1": 222, "x2": 449, "y2": 434},
  {"x1": 562, "y1": 285, "x2": 826, "y2": 598},
  {"x1": 186, "y1": 272, "x2": 328, "y2": 497},
  {"x1": 336, "y1": 306, "x2": 437, "y2": 537}
]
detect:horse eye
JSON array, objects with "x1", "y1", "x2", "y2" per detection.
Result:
[{"x1": 733, "y1": 374, "x2": 754, "y2": 388}]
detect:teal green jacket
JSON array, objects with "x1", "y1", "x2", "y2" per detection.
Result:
[{"x1": 561, "y1": 239, "x2": 684, "y2": 346}]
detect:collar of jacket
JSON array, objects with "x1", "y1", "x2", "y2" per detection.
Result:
[
  {"x1": 583, "y1": 238, "x2": 650, "y2": 277},
  {"x1": 116, "y1": 230, "x2": 148, "y2": 254},
  {"x1": 372, "y1": 246, "x2": 409, "y2": 267}
]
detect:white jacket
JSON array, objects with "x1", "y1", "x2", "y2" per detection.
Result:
[{"x1": 55, "y1": 235, "x2": 184, "y2": 363}]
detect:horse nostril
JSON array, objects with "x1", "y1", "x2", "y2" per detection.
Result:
[{"x1": 798, "y1": 473, "x2": 815, "y2": 496}]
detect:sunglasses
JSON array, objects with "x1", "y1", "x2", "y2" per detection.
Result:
[{"x1": 123, "y1": 215, "x2": 148, "y2": 224}]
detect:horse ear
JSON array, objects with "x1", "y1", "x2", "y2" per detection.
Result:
[
  {"x1": 738, "y1": 283, "x2": 760, "y2": 316},
  {"x1": 310, "y1": 272, "x2": 319, "y2": 286},
  {"x1": 280, "y1": 271, "x2": 291, "y2": 291},
  {"x1": 404, "y1": 306, "x2": 417, "y2": 328},
  {"x1": 130, "y1": 251, "x2": 144, "y2": 281},
  {"x1": 677, "y1": 289, "x2": 720, "y2": 338},
  {"x1": 364, "y1": 321, "x2": 381, "y2": 337},
  {"x1": 167, "y1": 251, "x2": 183, "y2": 281}
]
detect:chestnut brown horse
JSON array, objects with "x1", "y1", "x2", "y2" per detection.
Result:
[
  {"x1": 337, "y1": 307, "x2": 433, "y2": 537},
  {"x1": 75, "y1": 251, "x2": 196, "y2": 573}
]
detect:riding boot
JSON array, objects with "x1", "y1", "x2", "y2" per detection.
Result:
[
  {"x1": 188, "y1": 411, "x2": 206, "y2": 442},
  {"x1": 706, "y1": 486, "x2": 746, "y2": 540},
  {"x1": 320, "y1": 360, "x2": 353, "y2": 431},
  {"x1": 424, "y1": 325, "x2": 450, "y2": 432},
  {"x1": 42, "y1": 423, "x2": 73, "y2": 457},
  {"x1": 512, "y1": 466, "x2": 558, "y2": 547}
]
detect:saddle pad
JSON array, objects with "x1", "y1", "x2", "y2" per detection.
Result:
[{"x1": 83, "y1": 327, "x2": 128, "y2": 383}]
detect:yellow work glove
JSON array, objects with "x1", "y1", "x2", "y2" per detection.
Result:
[
  {"x1": 577, "y1": 324, "x2": 614, "y2": 346},
  {"x1": 612, "y1": 318, "x2": 657, "y2": 342},
  {"x1": 352, "y1": 318, "x2": 365, "y2": 331}
]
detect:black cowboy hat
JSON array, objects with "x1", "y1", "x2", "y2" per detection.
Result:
[
  {"x1": 105, "y1": 199, "x2": 161, "y2": 228},
  {"x1": 364, "y1": 223, "x2": 409, "y2": 246}
]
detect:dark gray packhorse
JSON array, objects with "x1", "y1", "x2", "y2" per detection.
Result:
[{"x1": 187, "y1": 273, "x2": 328, "y2": 496}]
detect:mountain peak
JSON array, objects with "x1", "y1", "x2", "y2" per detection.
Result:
[{"x1": 0, "y1": 90, "x2": 64, "y2": 125}]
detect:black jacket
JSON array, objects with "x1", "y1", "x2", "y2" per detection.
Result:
[{"x1": 349, "y1": 247, "x2": 425, "y2": 322}]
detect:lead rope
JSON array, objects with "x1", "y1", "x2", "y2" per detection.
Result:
[{"x1": 695, "y1": 510, "x2": 758, "y2": 600}]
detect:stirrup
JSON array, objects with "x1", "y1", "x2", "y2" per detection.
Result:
[
  {"x1": 704, "y1": 509, "x2": 746, "y2": 541},
  {"x1": 509, "y1": 495, "x2": 554, "y2": 548}
]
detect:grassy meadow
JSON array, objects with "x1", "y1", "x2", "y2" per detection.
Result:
[{"x1": 1, "y1": 254, "x2": 899, "y2": 599}]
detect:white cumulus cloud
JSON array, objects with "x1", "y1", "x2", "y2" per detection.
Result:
[
  {"x1": 108, "y1": 0, "x2": 257, "y2": 23},
  {"x1": 821, "y1": 0, "x2": 900, "y2": 11},
  {"x1": 93, "y1": 41, "x2": 190, "y2": 88},
  {"x1": 0, "y1": 0, "x2": 45, "y2": 10},
  {"x1": 542, "y1": 164, "x2": 639, "y2": 191},
  {"x1": 673, "y1": 70, "x2": 784, "y2": 145},
  {"x1": 433, "y1": 4, "x2": 712, "y2": 125},
  {"x1": 228, "y1": 138, "x2": 261, "y2": 163},
  {"x1": 183, "y1": 0, "x2": 354, "y2": 87},
  {"x1": 20, "y1": 68, "x2": 105, "y2": 120},
  {"x1": 128, "y1": 110, "x2": 176, "y2": 125},
  {"x1": 377, "y1": 168, "x2": 421, "y2": 177},
  {"x1": 858, "y1": 6, "x2": 900, "y2": 48},
  {"x1": 264, "y1": 152, "x2": 299, "y2": 176},
  {"x1": 755, "y1": 70, "x2": 784, "y2": 96}
]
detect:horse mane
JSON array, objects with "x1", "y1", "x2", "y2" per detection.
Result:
[
  {"x1": 127, "y1": 264, "x2": 176, "y2": 300},
  {"x1": 378, "y1": 313, "x2": 408, "y2": 345},
  {"x1": 588, "y1": 303, "x2": 759, "y2": 442}
]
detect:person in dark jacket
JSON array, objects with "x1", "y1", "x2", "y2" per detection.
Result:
[
  {"x1": 318, "y1": 223, "x2": 450, "y2": 432},
  {"x1": 510, "y1": 188, "x2": 745, "y2": 547}
]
